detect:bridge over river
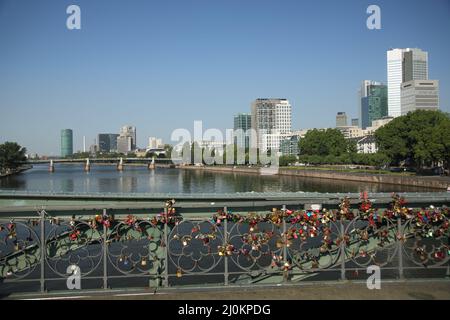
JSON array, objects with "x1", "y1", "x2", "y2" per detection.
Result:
[{"x1": 0, "y1": 192, "x2": 449, "y2": 296}]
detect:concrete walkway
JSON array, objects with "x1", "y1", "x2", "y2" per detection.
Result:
[{"x1": 6, "y1": 280, "x2": 450, "y2": 300}]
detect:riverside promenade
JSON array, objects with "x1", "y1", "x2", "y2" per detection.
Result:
[
  {"x1": 6, "y1": 280, "x2": 450, "y2": 300},
  {"x1": 180, "y1": 165, "x2": 450, "y2": 190}
]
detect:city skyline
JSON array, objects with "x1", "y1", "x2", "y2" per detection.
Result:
[{"x1": 1, "y1": 0, "x2": 450, "y2": 155}]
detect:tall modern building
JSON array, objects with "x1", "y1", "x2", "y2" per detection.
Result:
[
  {"x1": 61, "y1": 129, "x2": 73, "y2": 158},
  {"x1": 359, "y1": 81, "x2": 388, "y2": 129},
  {"x1": 98, "y1": 134, "x2": 119, "y2": 153},
  {"x1": 233, "y1": 113, "x2": 251, "y2": 150},
  {"x1": 387, "y1": 48, "x2": 428, "y2": 117},
  {"x1": 336, "y1": 112, "x2": 348, "y2": 127},
  {"x1": 351, "y1": 118, "x2": 359, "y2": 126},
  {"x1": 251, "y1": 99, "x2": 292, "y2": 152},
  {"x1": 116, "y1": 125, "x2": 136, "y2": 154},
  {"x1": 401, "y1": 80, "x2": 439, "y2": 115},
  {"x1": 148, "y1": 137, "x2": 163, "y2": 149},
  {"x1": 120, "y1": 126, "x2": 136, "y2": 149}
]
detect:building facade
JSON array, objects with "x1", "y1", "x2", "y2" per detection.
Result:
[
  {"x1": 98, "y1": 134, "x2": 119, "y2": 153},
  {"x1": 336, "y1": 112, "x2": 348, "y2": 127},
  {"x1": 401, "y1": 80, "x2": 439, "y2": 115},
  {"x1": 119, "y1": 126, "x2": 137, "y2": 150},
  {"x1": 251, "y1": 98, "x2": 292, "y2": 152},
  {"x1": 387, "y1": 48, "x2": 428, "y2": 118},
  {"x1": 233, "y1": 113, "x2": 252, "y2": 150},
  {"x1": 360, "y1": 81, "x2": 388, "y2": 129},
  {"x1": 61, "y1": 129, "x2": 73, "y2": 158},
  {"x1": 280, "y1": 135, "x2": 300, "y2": 156},
  {"x1": 148, "y1": 137, "x2": 163, "y2": 149}
]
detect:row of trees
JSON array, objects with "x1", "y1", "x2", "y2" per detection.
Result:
[
  {"x1": 294, "y1": 110, "x2": 450, "y2": 171},
  {"x1": 0, "y1": 142, "x2": 27, "y2": 174}
]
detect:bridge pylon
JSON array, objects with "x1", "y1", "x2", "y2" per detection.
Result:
[
  {"x1": 49, "y1": 160, "x2": 55, "y2": 172},
  {"x1": 84, "y1": 158, "x2": 91, "y2": 172},
  {"x1": 117, "y1": 157, "x2": 124, "y2": 171},
  {"x1": 148, "y1": 157, "x2": 156, "y2": 170}
]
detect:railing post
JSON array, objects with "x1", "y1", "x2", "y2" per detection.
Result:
[
  {"x1": 340, "y1": 222, "x2": 346, "y2": 281},
  {"x1": 39, "y1": 210, "x2": 46, "y2": 293},
  {"x1": 224, "y1": 206, "x2": 229, "y2": 286},
  {"x1": 282, "y1": 204, "x2": 288, "y2": 283},
  {"x1": 163, "y1": 207, "x2": 169, "y2": 287},
  {"x1": 102, "y1": 209, "x2": 108, "y2": 290},
  {"x1": 397, "y1": 218, "x2": 404, "y2": 280}
]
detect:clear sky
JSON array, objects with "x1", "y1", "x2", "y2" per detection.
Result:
[{"x1": 1, "y1": 0, "x2": 449, "y2": 155}]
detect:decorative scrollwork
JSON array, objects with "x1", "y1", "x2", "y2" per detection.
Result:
[
  {"x1": 45, "y1": 216, "x2": 103, "y2": 277},
  {"x1": 107, "y1": 218, "x2": 165, "y2": 276},
  {"x1": 0, "y1": 219, "x2": 41, "y2": 280},
  {"x1": 168, "y1": 220, "x2": 223, "y2": 275}
]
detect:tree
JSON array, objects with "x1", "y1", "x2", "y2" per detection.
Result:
[
  {"x1": 299, "y1": 129, "x2": 351, "y2": 157},
  {"x1": 0, "y1": 142, "x2": 27, "y2": 172},
  {"x1": 375, "y1": 110, "x2": 450, "y2": 170},
  {"x1": 279, "y1": 155, "x2": 297, "y2": 167}
]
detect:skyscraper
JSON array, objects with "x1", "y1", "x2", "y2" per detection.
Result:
[
  {"x1": 359, "y1": 81, "x2": 388, "y2": 129},
  {"x1": 117, "y1": 125, "x2": 136, "y2": 153},
  {"x1": 401, "y1": 80, "x2": 439, "y2": 115},
  {"x1": 233, "y1": 113, "x2": 251, "y2": 150},
  {"x1": 251, "y1": 99, "x2": 292, "y2": 151},
  {"x1": 61, "y1": 129, "x2": 73, "y2": 158},
  {"x1": 335, "y1": 112, "x2": 348, "y2": 127},
  {"x1": 387, "y1": 48, "x2": 428, "y2": 117},
  {"x1": 98, "y1": 134, "x2": 119, "y2": 152}
]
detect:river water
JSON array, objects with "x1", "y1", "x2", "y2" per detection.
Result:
[{"x1": 0, "y1": 164, "x2": 437, "y2": 194}]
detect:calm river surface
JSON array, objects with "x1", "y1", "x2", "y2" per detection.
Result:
[{"x1": 0, "y1": 164, "x2": 437, "y2": 193}]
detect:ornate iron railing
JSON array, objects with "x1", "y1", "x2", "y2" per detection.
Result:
[{"x1": 0, "y1": 194, "x2": 449, "y2": 294}]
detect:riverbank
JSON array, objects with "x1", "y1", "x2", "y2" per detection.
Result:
[
  {"x1": 0, "y1": 165, "x2": 33, "y2": 178},
  {"x1": 180, "y1": 165, "x2": 450, "y2": 190}
]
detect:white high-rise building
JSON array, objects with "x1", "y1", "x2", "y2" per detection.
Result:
[
  {"x1": 387, "y1": 48, "x2": 428, "y2": 117},
  {"x1": 148, "y1": 137, "x2": 163, "y2": 149},
  {"x1": 251, "y1": 98, "x2": 292, "y2": 151}
]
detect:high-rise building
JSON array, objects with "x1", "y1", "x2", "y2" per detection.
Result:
[
  {"x1": 351, "y1": 118, "x2": 359, "y2": 126},
  {"x1": 336, "y1": 112, "x2": 348, "y2": 127},
  {"x1": 359, "y1": 81, "x2": 388, "y2": 129},
  {"x1": 116, "y1": 125, "x2": 136, "y2": 154},
  {"x1": 233, "y1": 113, "x2": 251, "y2": 150},
  {"x1": 148, "y1": 137, "x2": 163, "y2": 149},
  {"x1": 117, "y1": 136, "x2": 133, "y2": 154},
  {"x1": 251, "y1": 98, "x2": 292, "y2": 151},
  {"x1": 61, "y1": 129, "x2": 73, "y2": 158},
  {"x1": 119, "y1": 126, "x2": 137, "y2": 150},
  {"x1": 98, "y1": 134, "x2": 119, "y2": 153},
  {"x1": 387, "y1": 48, "x2": 428, "y2": 117},
  {"x1": 401, "y1": 80, "x2": 439, "y2": 115}
]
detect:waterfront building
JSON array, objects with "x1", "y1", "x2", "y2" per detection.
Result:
[
  {"x1": 356, "y1": 135, "x2": 377, "y2": 154},
  {"x1": 336, "y1": 112, "x2": 348, "y2": 127},
  {"x1": 401, "y1": 80, "x2": 439, "y2": 115},
  {"x1": 251, "y1": 98, "x2": 292, "y2": 152},
  {"x1": 359, "y1": 81, "x2": 388, "y2": 129},
  {"x1": 233, "y1": 113, "x2": 252, "y2": 150},
  {"x1": 280, "y1": 135, "x2": 300, "y2": 156},
  {"x1": 98, "y1": 133, "x2": 119, "y2": 153},
  {"x1": 119, "y1": 125, "x2": 137, "y2": 150},
  {"x1": 387, "y1": 48, "x2": 428, "y2": 117},
  {"x1": 61, "y1": 129, "x2": 73, "y2": 158},
  {"x1": 117, "y1": 135, "x2": 133, "y2": 154},
  {"x1": 148, "y1": 137, "x2": 163, "y2": 149}
]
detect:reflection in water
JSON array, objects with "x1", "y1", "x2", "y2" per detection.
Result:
[{"x1": 0, "y1": 164, "x2": 437, "y2": 194}]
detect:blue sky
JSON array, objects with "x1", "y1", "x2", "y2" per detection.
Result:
[{"x1": 0, "y1": 0, "x2": 449, "y2": 155}]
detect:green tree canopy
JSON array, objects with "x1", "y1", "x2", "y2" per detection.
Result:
[
  {"x1": 375, "y1": 110, "x2": 450, "y2": 169},
  {"x1": 0, "y1": 142, "x2": 27, "y2": 171},
  {"x1": 299, "y1": 129, "x2": 352, "y2": 156}
]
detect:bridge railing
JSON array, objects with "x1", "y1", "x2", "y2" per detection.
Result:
[{"x1": 0, "y1": 196, "x2": 449, "y2": 294}]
